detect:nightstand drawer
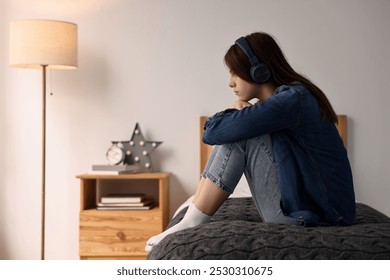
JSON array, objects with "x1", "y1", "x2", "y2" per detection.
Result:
[{"x1": 80, "y1": 208, "x2": 162, "y2": 258}]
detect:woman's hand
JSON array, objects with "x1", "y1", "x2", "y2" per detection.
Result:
[{"x1": 231, "y1": 101, "x2": 253, "y2": 110}]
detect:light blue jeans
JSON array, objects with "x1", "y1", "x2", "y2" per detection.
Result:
[{"x1": 201, "y1": 134, "x2": 300, "y2": 225}]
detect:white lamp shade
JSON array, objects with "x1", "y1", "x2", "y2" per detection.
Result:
[{"x1": 10, "y1": 19, "x2": 78, "y2": 70}]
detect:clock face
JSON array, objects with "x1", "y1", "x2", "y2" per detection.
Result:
[{"x1": 106, "y1": 144, "x2": 125, "y2": 165}]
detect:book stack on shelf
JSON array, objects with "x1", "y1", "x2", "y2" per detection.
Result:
[{"x1": 97, "y1": 193, "x2": 154, "y2": 210}]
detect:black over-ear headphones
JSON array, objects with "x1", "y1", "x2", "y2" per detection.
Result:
[{"x1": 235, "y1": 36, "x2": 271, "y2": 83}]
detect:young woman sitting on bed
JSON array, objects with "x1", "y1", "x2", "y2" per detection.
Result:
[{"x1": 145, "y1": 32, "x2": 355, "y2": 253}]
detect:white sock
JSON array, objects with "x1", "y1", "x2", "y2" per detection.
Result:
[{"x1": 145, "y1": 203, "x2": 211, "y2": 253}]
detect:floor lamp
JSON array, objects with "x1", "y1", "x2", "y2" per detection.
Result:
[{"x1": 9, "y1": 19, "x2": 78, "y2": 260}]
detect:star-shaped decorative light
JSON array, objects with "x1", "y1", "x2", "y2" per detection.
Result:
[{"x1": 117, "y1": 123, "x2": 162, "y2": 171}]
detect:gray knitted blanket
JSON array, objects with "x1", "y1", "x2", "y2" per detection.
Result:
[{"x1": 148, "y1": 198, "x2": 390, "y2": 260}]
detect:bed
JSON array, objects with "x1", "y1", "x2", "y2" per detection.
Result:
[{"x1": 148, "y1": 116, "x2": 390, "y2": 260}]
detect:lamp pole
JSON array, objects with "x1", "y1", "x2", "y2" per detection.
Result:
[{"x1": 41, "y1": 64, "x2": 47, "y2": 260}]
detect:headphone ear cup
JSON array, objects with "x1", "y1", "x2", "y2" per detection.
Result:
[{"x1": 251, "y1": 63, "x2": 271, "y2": 83}]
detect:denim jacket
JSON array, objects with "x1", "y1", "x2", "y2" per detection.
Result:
[{"x1": 203, "y1": 84, "x2": 355, "y2": 226}]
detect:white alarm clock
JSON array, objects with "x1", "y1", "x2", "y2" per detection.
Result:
[{"x1": 106, "y1": 142, "x2": 125, "y2": 165}]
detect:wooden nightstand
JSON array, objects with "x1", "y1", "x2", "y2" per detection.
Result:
[{"x1": 76, "y1": 172, "x2": 170, "y2": 260}]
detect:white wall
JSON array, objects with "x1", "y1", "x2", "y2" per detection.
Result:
[
  {"x1": 1, "y1": 0, "x2": 389, "y2": 259},
  {"x1": 0, "y1": 0, "x2": 6, "y2": 259}
]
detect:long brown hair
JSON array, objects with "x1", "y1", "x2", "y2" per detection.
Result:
[{"x1": 224, "y1": 32, "x2": 338, "y2": 123}]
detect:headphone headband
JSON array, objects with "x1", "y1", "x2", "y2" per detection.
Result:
[
  {"x1": 234, "y1": 36, "x2": 271, "y2": 83},
  {"x1": 235, "y1": 37, "x2": 259, "y2": 65}
]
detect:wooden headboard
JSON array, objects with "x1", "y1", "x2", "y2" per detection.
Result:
[{"x1": 200, "y1": 115, "x2": 347, "y2": 173}]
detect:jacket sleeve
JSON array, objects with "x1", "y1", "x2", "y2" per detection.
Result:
[{"x1": 203, "y1": 86, "x2": 303, "y2": 145}]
